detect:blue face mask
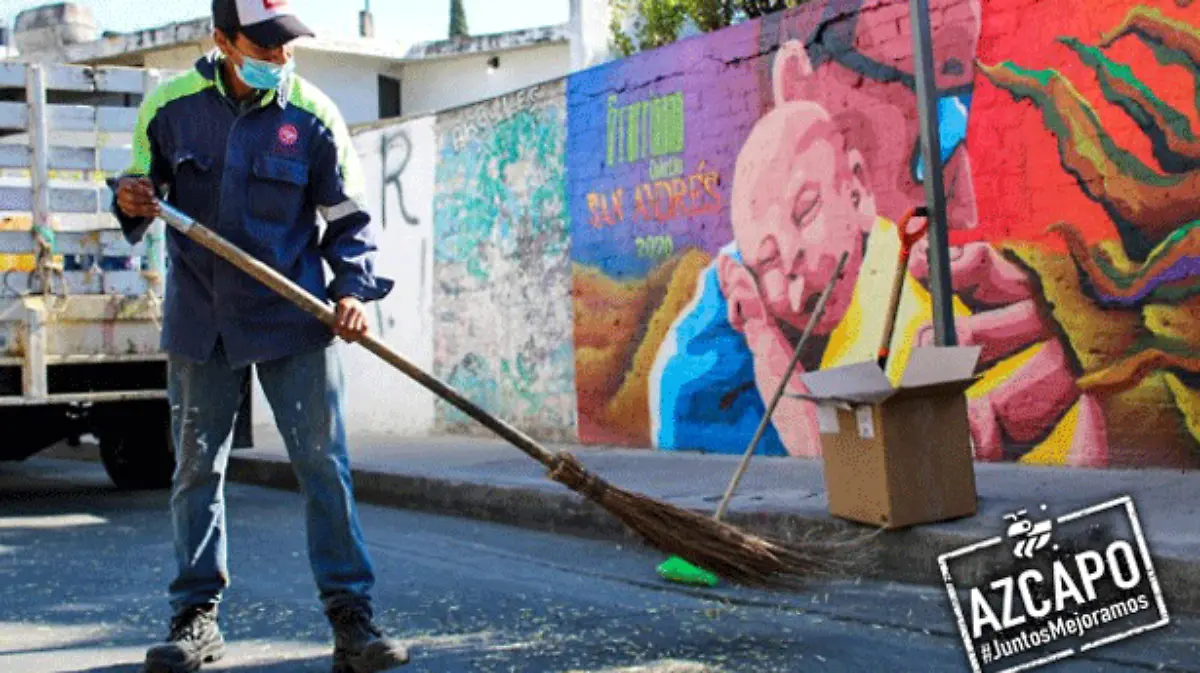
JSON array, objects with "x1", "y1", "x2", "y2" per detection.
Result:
[{"x1": 234, "y1": 52, "x2": 294, "y2": 91}]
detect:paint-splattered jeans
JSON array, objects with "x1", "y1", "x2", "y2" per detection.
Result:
[{"x1": 166, "y1": 340, "x2": 375, "y2": 615}]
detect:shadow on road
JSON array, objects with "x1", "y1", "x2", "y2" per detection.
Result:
[
  {"x1": 0, "y1": 455, "x2": 168, "y2": 513},
  {"x1": 61, "y1": 655, "x2": 338, "y2": 672}
]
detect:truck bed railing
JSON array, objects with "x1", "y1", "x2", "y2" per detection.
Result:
[{"x1": 0, "y1": 61, "x2": 181, "y2": 406}]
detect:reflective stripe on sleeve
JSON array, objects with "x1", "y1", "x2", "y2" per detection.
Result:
[{"x1": 319, "y1": 198, "x2": 362, "y2": 222}]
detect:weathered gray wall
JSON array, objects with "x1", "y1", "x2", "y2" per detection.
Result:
[{"x1": 431, "y1": 80, "x2": 578, "y2": 441}]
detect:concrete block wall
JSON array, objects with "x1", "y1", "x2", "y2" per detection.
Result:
[
  {"x1": 327, "y1": 0, "x2": 1198, "y2": 469},
  {"x1": 431, "y1": 80, "x2": 579, "y2": 442}
]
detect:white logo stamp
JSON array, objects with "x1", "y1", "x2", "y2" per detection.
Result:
[{"x1": 938, "y1": 496, "x2": 1170, "y2": 672}]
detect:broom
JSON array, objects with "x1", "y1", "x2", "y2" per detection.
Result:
[
  {"x1": 876, "y1": 206, "x2": 929, "y2": 370},
  {"x1": 154, "y1": 201, "x2": 866, "y2": 589},
  {"x1": 658, "y1": 250, "x2": 849, "y2": 587}
]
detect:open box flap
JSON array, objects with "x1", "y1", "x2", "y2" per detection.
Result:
[
  {"x1": 801, "y1": 361, "x2": 895, "y2": 404},
  {"x1": 888, "y1": 376, "x2": 983, "y2": 402},
  {"x1": 898, "y1": 346, "x2": 982, "y2": 389}
]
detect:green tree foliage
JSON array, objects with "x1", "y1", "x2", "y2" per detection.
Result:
[
  {"x1": 739, "y1": 0, "x2": 808, "y2": 18},
  {"x1": 609, "y1": 0, "x2": 688, "y2": 56},
  {"x1": 449, "y1": 0, "x2": 469, "y2": 38},
  {"x1": 609, "y1": 0, "x2": 810, "y2": 56}
]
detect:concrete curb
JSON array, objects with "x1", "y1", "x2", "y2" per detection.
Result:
[{"x1": 226, "y1": 455, "x2": 1200, "y2": 617}]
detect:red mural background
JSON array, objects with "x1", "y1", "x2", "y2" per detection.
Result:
[
  {"x1": 964, "y1": 0, "x2": 1198, "y2": 250},
  {"x1": 961, "y1": 0, "x2": 1199, "y2": 467}
]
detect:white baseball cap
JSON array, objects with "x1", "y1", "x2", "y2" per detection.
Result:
[{"x1": 213, "y1": 0, "x2": 314, "y2": 48}]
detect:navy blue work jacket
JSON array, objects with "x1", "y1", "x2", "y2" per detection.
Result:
[{"x1": 113, "y1": 53, "x2": 392, "y2": 369}]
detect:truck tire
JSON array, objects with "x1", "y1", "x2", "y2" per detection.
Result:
[{"x1": 98, "y1": 400, "x2": 175, "y2": 491}]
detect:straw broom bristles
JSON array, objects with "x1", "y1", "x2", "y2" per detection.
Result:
[{"x1": 547, "y1": 451, "x2": 877, "y2": 589}]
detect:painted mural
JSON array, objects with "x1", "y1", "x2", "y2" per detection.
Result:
[
  {"x1": 960, "y1": 0, "x2": 1199, "y2": 468},
  {"x1": 568, "y1": 0, "x2": 980, "y2": 454},
  {"x1": 567, "y1": 0, "x2": 1198, "y2": 467},
  {"x1": 432, "y1": 80, "x2": 578, "y2": 441}
]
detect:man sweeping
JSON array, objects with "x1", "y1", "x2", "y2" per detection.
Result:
[{"x1": 112, "y1": 1, "x2": 409, "y2": 671}]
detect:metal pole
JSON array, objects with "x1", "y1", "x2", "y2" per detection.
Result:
[
  {"x1": 908, "y1": 0, "x2": 957, "y2": 346},
  {"x1": 27, "y1": 64, "x2": 51, "y2": 245}
]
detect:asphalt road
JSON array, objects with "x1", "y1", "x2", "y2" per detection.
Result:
[{"x1": 1, "y1": 456, "x2": 1198, "y2": 673}]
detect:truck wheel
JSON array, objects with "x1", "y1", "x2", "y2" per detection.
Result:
[{"x1": 98, "y1": 401, "x2": 175, "y2": 491}]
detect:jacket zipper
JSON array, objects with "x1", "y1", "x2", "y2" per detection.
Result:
[{"x1": 212, "y1": 93, "x2": 249, "y2": 337}]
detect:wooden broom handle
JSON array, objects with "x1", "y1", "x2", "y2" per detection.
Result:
[
  {"x1": 713, "y1": 250, "x2": 849, "y2": 522},
  {"x1": 156, "y1": 202, "x2": 560, "y2": 469}
]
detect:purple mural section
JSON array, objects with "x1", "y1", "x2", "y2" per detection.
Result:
[{"x1": 567, "y1": 20, "x2": 765, "y2": 281}]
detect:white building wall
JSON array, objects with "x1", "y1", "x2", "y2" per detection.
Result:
[
  {"x1": 568, "y1": 0, "x2": 613, "y2": 71},
  {"x1": 292, "y1": 51, "x2": 382, "y2": 126},
  {"x1": 399, "y1": 43, "x2": 569, "y2": 117},
  {"x1": 144, "y1": 45, "x2": 383, "y2": 127},
  {"x1": 250, "y1": 116, "x2": 438, "y2": 440},
  {"x1": 129, "y1": 41, "x2": 571, "y2": 126}
]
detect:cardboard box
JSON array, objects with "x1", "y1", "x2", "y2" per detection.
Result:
[{"x1": 800, "y1": 346, "x2": 982, "y2": 529}]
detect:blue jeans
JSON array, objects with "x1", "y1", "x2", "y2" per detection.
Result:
[{"x1": 166, "y1": 341, "x2": 374, "y2": 614}]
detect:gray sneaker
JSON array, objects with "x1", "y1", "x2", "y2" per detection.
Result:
[
  {"x1": 327, "y1": 602, "x2": 409, "y2": 672},
  {"x1": 144, "y1": 603, "x2": 226, "y2": 673}
]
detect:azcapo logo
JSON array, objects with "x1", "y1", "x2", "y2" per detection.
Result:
[{"x1": 938, "y1": 496, "x2": 1170, "y2": 673}]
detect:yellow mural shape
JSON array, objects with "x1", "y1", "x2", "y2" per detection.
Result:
[
  {"x1": 820, "y1": 216, "x2": 1094, "y2": 463},
  {"x1": 822, "y1": 216, "x2": 972, "y2": 384}
]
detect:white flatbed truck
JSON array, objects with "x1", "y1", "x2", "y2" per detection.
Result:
[{"x1": 0, "y1": 61, "x2": 249, "y2": 489}]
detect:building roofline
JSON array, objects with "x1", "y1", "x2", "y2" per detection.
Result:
[
  {"x1": 349, "y1": 110, "x2": 434, "y2": 135},
  {"x1": 348, "y1": 74, "x2": 568, "y2": 135},
  {"x1": 34, "y1": 16, "x2": 569, "y2": 66},
  {"x1": 55, "y1": 16, "x2": 214, "y2": 64},
  {"x1": 401, "y1": 25, "x2": 570, "y2": 61}
]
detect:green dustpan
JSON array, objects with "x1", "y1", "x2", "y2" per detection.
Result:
[{"x1": 657, "y1": 554, "x2": 719, "y2": 586}]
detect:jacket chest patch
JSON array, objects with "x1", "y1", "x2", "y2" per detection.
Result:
[{"x1": 278, "y1": 123, "x2": 299, "y2": 146}]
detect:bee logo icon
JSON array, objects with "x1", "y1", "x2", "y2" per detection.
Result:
[{"x1": 1005, "y1": 508, "x2": 1054, "y2": 559}]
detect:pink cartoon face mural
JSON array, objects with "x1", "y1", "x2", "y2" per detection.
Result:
[
  {"x1": 724, "y1": 42, "x2": 875, "y2": 339},
  {"x1": 715, "y1": 43, "x2": 875, "y2": 457},
  {"x1": 712, "y1": 10, "x2": 1101, "y2": 463},
  {"x1": 764, "y1": 0, "x2": 1110, "y2": 465},
  {"x1": 788, "y1": 0, "x2": 981, "y2": 230},
  {"x1": 637, "y1": 4, "x2": 993, "y2": 460}
]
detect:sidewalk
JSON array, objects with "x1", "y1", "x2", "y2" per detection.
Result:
[{"x1": 226, "y1": 432, "x2": 1200, "y2": 615}]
